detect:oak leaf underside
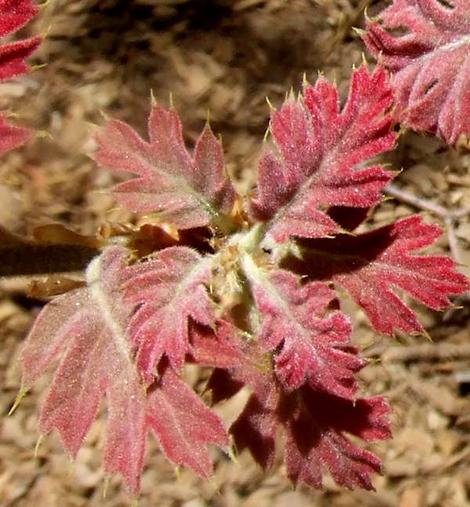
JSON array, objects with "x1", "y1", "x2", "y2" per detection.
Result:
[
  {"x1": 17, "y1": 62, "x2": 470, "y2": 497},
  {"x1": 283, "y1": 216, "x2": 469, "y2": 335},
  {"x1": 20, "y1": 247, "x2": 228, "y2": 494},
  {"x1": 250, "y1": 65, "x2": 396, "y2": 243},
  {"x1": 93, "y1": 105, "x2": 235, "y2": 230},
  {"x1": 363, "y1": 0, "x2": 470, "y2": 144}
]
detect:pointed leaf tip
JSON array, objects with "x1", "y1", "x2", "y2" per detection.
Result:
[{"x1": 34, "y1": 434, "x2": 44, "y2": 457}]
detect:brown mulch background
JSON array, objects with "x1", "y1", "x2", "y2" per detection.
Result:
[{"x1": 1, "y1": 1, "x2": 469, "y2": 505}]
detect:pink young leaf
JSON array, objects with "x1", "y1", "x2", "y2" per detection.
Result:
[
  {"x1": 287, "y1": 215, "x2": 469, "y2": 335},
  {"x1": 250, "y1": 65, "x2": 396, "y2": 243},
  {"x1": 190, "y1": 320, "x2": 244, "y2": 369},
  {"x1": 0, "y1": 0, "x2": 40, "y2": 81},
  {"x1": 20, "y1": 246, "x2": 229, "y2": 494},
  {"x1": 230, "y1": 381, "x2": 279, "y2": 470},
  {"x1": 20, "y1": 247, "x2": 147, "y2": 494},
  {"x1": 0, "y1": 114, "x2": 30, "y2": 155},
  {"x1": 93, "y1": 104, "x2": 235, "y2": 230},
  {"x1": 0, "y1": 0, "x2": 37, "y2": 38},
  {"x1": 243, "y1": 260, "x2": 364, "y2": 395},
  {"x1": 147, "y1": 365, "x2": 228, "y2": 476},
  {"x1": 123, "y1": 246, "x2": 215, "y2": 380},
  {"x1": 209, "y1": 349, "x2": 391, "y2": 490},
  {"x1": 208, "y1": 345, "x2": 283, "y2": 470},
  {"x1": 280, "y1": 386, "x2": 391, "y2": 490},
  {"x1": 363, "y1": 0, "x2": 470, "y2": 145},
  {"x1": 0, "y1": 0, "x2": 40, "y2": 154}
]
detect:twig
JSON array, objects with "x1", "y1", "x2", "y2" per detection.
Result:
[
  {"x1": 385, "y1": 184, "x2": 449, "y2": 217},
  {"x1": 385, "y1": 183, "x2": 470, "y2": 263}
]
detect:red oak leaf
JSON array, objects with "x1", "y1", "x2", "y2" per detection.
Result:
[
  {"x1": 190, "y1": 320, "x2": 244, "y2": 369},
  {"x1": 242, "y1": 258, "x2": 364, "y2": 395},
  {"x1": 230, "y1": 380, "x2": 279, "y2": 470},
  {"x1": 147, "y1": 364, "x2": 228, "y2": 477},
  {"x1": 123, "y1": 246, "x2": 215, "y2": 380},
  {"x1": 20, "y1": 246, "x2": 229, "y2": 494},
  {"x1": 207, "y1": 345, "x2": 284, "y2": 470},
  {"x1": 208, "y1": 347, "x2": 391, "y2": 490},
  {"x1": 0, "y1": 115, "x2": 31, "y2": 155},
  {"x1": 250, "y1": 65, "x2": 396, "y2": 243},
  {"x1": 286, "y1": 215, "x2": 469, "y2": 335},
  {"x1": 0, "y1": 0, "x2": 40, "y2": 154},
  {"x1": 20, "y1": 247, "x2": 147, "y2": 494},
  {"x1": 363, "y1": 0, "x2": 470, "y2": 145},
  {"x1": 94, "y1": 104, "x2": 235, "y2": 230}
]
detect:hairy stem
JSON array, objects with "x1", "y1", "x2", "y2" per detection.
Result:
[
  {"x1": 385, "y1": 183, "x2": 470, "y2": 263},
  {"x1": 0, "y1": 244, "x2": 99, "y2": 276}
]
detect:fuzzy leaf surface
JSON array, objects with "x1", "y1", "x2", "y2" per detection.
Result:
[
  {"x1": 0, "y1": 114, "x2": 30, "y2": 155},
  {"x1": 20, "y1": 246, "x2": 228, "y2": 494},
  {"x1": 286, "y1": 215, "x2": 469, "y2": 335},
  {"x1": 363, "y1": 0, "x2": 470, "y2": 145},
  {"x1": 250, "y1": 65, "x2": 395, "y2": 243},
  {"x1": 20, "y1": 247, "x2": 147, "y2": 494},
  {"x1": 209, "y1": 348, "x2": 391, "y2": 490},
  {"x1": 243, "y1": 260, "x2": 364, "y2": 395},
  {"x1": 280, "y1": 387, "x2": 391, "y2": 490},
  {"x1": 94, "y1": 104, "x2": 235, "y2": 229},
  {"x1": 124, "y1": 246, "x2": 215, "y2": 380},
  {"x1": 190, "y1": 320, "x2": 244, "y2": 369}
]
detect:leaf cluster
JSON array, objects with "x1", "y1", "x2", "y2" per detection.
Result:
[
  {"x1": 20, "y1": 66, "x2": 468, "y2": 494},
  {"x1": 1, "y1": 0, "x2": 469, "y2": 497}
]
